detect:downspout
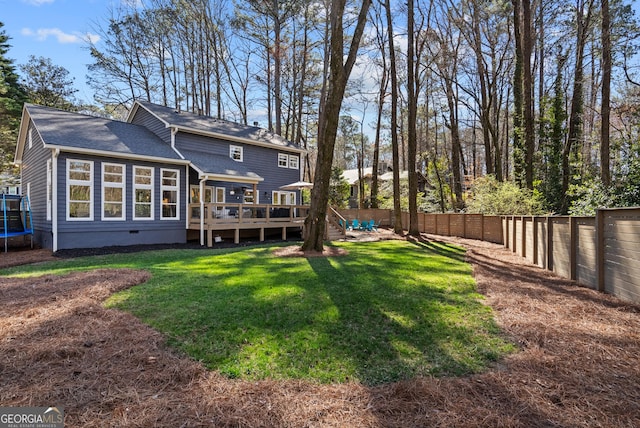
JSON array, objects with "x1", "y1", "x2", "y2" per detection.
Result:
[
  {"x1": 52, "y1": 148, "x2": 59, "y2": 252},
  {"x1": 185, "y1": 166, "x2": 190, "y2": 229},
  {"x1": 170, "y1": 127, "x2": 179, "y2": 152},
  {"x1": 200, "y1": 178, "x2": 205, "y2": 246}
]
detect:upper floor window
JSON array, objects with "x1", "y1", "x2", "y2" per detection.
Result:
[
  {"x1": 67, "y1": 159, "x2": 93, "y2": 221},
  {"x1": 102, "y1": 163, "x2": 125, "y2": 220},
  {"x1": 161, "y1": 168, "x2": 180, "y2": 219},
  {"x1": 230, "y1": 145, "x2": 243, "y2": 162},
  {"x1": 278, "y1": 153, "x2": 288, "y2": 168},
  {"x1": 133, "y1": 166, "x2": 154, "y2": 220},
  {"x1": 288, "y1": 155, "x2": 299, "y2": 169}
]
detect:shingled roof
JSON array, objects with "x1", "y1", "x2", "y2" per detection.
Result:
[
  {"x1": 131, "y1": 100, "x2": 303, "y2": 152},
  {"x1": 178, "y1": 148, "x2": 263, "y2": 183},
  {"x1": 15, "y1": 104, "x2": 185, "y2": 164}
]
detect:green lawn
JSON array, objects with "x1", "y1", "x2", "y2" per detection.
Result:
[{"x1": 4, "y1": 240, "x2": 514, "y2": 385}]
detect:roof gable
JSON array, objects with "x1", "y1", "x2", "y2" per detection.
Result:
[
  {"x1": 15, "y1": 104, "x2": 185, "y2": 164},
  {"x1": 129, "y1": 100, "x2": 303, "y2": 153}
]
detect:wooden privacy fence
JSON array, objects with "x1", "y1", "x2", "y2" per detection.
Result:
[
  {"x1": 337, "y1": 207, "x2": 640, "y2": 304},
  {"x1": 335, "y1": 208, "x2": 503, "y2": 243},
  {"x1": 503, "y1": 208, "x2": 640, "y2": 304}
]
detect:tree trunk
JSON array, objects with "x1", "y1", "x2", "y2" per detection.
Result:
[
  {"x1": 601, "y1": 0, "x2": 611, "y2": 185},
  {"x1": 384, "y1": 0, "x2": 403, "y2": 234},
  {"x1": 407, "y1": 0, "x2": 419, "y2": 236},
  {"x1": 512, "y1": 0, "x2": 525, "y2": 186},
  {"x1": 562, "y1": 0, "x2": 594, "y2": 212},
  {"x1": 301, "y1": 0, "x2": 372, "y2": 252},
  {"x1": 522, "y1": 0, "x2": 535, "y2": 189}
]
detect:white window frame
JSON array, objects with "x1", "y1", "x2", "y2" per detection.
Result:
[
  {"x1": 46, "y1": 159, "x2": 52, "y2": 221},
  {"x1": 230, "y1": 145, "x2": 243, "y2": 162},
  {"x1": 288, "y1": 155, "x2": 299, "y2": 169},
  {"x1": 102, "y1": 163, "x2": 126, "y2": 221},
  {"x1": 243, "y1": 188, "x2": 258, "y2": 204},
  {"x1": 190, "y1": 185, "x2": 225, "y2": 204},
  {"x1": 66, "y1": 159, "x2": 94, "y2": 221},
  {"x1": 271, "y1": 191, "x2": 296, "y2": 205},
  {"x1": 278, "y1": 153, "x2": 288, "y2": 168},
  {"x1": 133, "y1": 166, "x2": 154, "y2": 220},
  {"x1": 213, "y1": 187, "x2": 224, "y2": 203},
  {"x1": 161, "y1": 168, "x2": 180, "y2": 220}
]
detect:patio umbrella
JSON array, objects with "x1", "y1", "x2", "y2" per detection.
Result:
[
  {"x1": 279, "y1": 181, "x2": 313, "y2": 204},
  {"x1": 279, "y1": 181, "x2": 314, "y2": 190}
]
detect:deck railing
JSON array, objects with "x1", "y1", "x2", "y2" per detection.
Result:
[{"x1": 188, "y1": 203, "x2": 309, "y2": 229}]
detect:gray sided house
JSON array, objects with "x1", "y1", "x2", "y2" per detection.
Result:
[{"x1": 15, "y1": 101, "x2": 305, "y2": 251}]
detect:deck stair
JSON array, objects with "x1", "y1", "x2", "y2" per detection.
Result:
[{"x1": 325, "y1": 206, "x2": 347, "y2": 241}]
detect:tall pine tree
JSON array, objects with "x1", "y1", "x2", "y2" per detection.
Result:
[{"x1": 0, "y1": 22, "x2": 27, "y2": 173}]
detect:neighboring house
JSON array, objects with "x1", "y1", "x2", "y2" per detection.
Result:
[
  {"x1": 342, "y1": 164, "x2": 431, "y2": 209},
  {"x1": 14, "y1": 101, "x2": 305, "y2": 251},
  {"x1": 342, "y1": 167, "x2": 374, "y2": 209}
]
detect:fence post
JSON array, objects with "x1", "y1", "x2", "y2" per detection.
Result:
[
  {"x1": 532, "y1": 216, "x2": 538, "y2": 265},
  {"x1": 511, "y1": 216, "x2": 517, "y2": 252},
  {"x1": 463, "y1": 213, "x2": 467, "y2": 238},
  {"x1": 570, "y1": 216, "x2": 577, "y2": 280},
  {"x1": 547, "y1": 216, "x2": 553, "y2": 272},
  {"x1": 595, "y1": 209, "x2": 605, "y2": 292},
  {"x1": 520, "y1": 216, "x2": 526, "y2": 257}
]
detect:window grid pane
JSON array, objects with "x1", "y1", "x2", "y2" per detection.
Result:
[
  {"x1": 160, "y1": 169, "x2": 179, "y2": 219},
  {"x1": 67, "y1": 159, "x2": 93, "y2": 220},
  {"x1": 133, "y1": 167, "x2": 153, "y2": 219}
]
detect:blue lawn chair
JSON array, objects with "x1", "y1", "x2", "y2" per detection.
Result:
[
  {"x1": 351, "y1": 219, "x2": 360, "y2": 231},
  {"x1": 369, "y1": 219, "x2": 379, "y2": 232}
]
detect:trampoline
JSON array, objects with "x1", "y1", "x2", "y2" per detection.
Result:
[{"x1": 1, "y1": 194, "x2": 34, "y2": 252}]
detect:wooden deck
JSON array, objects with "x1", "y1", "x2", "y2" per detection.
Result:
[{"x1": 188, "y1": 203, "x2": 309, "y2": 246}]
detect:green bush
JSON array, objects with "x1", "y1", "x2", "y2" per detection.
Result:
[{"x1": 466, "y1": 175, "x2": 546, "y2": 215}]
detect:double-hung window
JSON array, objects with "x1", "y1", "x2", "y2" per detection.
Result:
[
  {"x1": 133, "y1": 166, "x2": 154, "y2": 220},
  {"x1": 161, "y1": 168, "x2": 179, "y2": 219},
  {"x1": 67, "y1": 159, "x2": 93, "y2": 220},
  {"x1": 288, "y1": 155, "x2": 299, "y2": 169},
  {"x1": 102, "y1": 163, "x2": 125, "y2": 220},
  {"x1": 230, "y1": 145, "x2": 243, "y2": 162},
  {"x1": 278, "y1": 153, "x2": 288, "y2": 168}
]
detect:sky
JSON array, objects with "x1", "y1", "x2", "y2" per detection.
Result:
[{"x1": 2, "y1": 0, "x2": 118, "y2": 104}]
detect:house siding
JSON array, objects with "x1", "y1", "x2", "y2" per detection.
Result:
[
  {"x1": 55, "y1": 153, "x2": 187, "y2": 250},
  {"x1": 129, "y1": 107, "x2": 172, "y2": 143},
  {"x1": 177, "y1": 132, "x2": 301, "y2": 204},
  {"x1": 20, "y1": 119, "x2": 53, "y2": 248}
]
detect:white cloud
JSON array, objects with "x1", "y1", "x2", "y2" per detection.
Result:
[
  {"x1": 21, "y1": 0, "x2": 55, "y2": 5},
  {"x1": 21, "y1": 27, "x2": 100, "y2": 44}
]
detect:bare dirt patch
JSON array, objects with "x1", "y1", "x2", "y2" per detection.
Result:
[
  {"x1": 0, "y1": 248, "x2": 57, "y2": 269},
  {"x1": 272, "y1": 245, "x2": 349, "y2": 258},
  {"x1": 1, "y1": 236, "x2": 639, "y2": 426}
]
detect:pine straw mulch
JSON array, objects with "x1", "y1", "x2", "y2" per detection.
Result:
[{"x1": 1, "y1": 235, "x2": 639, "y2": 427}]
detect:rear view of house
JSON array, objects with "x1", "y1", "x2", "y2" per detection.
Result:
[{"x1": 15, "y1": 101, "x2": 305, "y2": 251}]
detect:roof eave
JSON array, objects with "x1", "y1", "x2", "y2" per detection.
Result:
[
  {"x1": 14, "y1": 104, "x2": 31, "y2": 164},
  {"x1": 43, "y1": 143, "x2": 190, "y2": 165},
  {"x1": 198, "y1": 172, "x2": 264, "y2": 184},
  {"x1": 174, "y1": 125, "x2": 306, "y2": 154}
]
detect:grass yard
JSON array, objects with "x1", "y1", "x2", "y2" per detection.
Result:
[{"x1": 8, "y1": 240, "x2": 514, "y2": 385}]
